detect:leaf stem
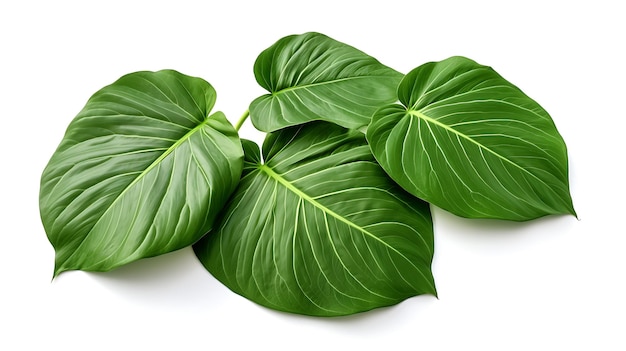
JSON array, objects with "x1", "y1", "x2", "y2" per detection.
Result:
[{"x1": 235, "y1": 109, "x2": 250, "y2": 132}]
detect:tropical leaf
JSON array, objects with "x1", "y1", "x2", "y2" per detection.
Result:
[
  {"x1": 367, "y1": 56, "x2": 576, "y2": 220},
  {"x1": 40, "y1": 70, "x2": 244, "y2": 276},
  {"x1": 249, "y1": 32, "x2": 403, "y2": 132},
  {"x1": 194, "y1": 122, "x2": 435, "y2": 317}
]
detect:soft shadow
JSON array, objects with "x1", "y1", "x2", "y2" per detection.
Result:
[
  {"x1": 432, "y1": 206, "x2": 576, "y2": 240},
  {"x1": 91, "y1": 247, "x2": 196, "y2": 282},
  {"x1": 260, "y1": 294, "x2": 437, "y2": 334},
  {"x1": 87, "y1": 247, "x2": 224, "y2": 308}
]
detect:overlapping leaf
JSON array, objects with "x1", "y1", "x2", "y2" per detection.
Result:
[
  {"x1": 367, "y1": 56, "x2": 576, "y2": 220},
  {"x1": 249, "y1": 32, "x2": 403, "y2": 132},
  {"x1": 194, "y1": 122, "x2": 435, "y2": 316},
  {"x1": 39, "y1": 31, "x2": 578, "y2": 318},
  {"x1": 40, "y1": 70, "x2": 244, "y2": 276}
]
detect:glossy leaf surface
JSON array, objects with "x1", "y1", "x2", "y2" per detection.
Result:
[
  {"x1": 367, "y1": 56, "x2": 575, "y2": 220},
  {"x1": 194, "y1": 122, "x2": 436, "y2": 316},
  {"x1": 40, "y1": 70, "x2": 244, "y2": 276},
  {"x1": 250, "y1": 32, "x2": 403, "y2": 132}
]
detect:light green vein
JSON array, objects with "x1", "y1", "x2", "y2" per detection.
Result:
[
  {"x1": 56, "y1": 115, "x2": 212, "y2": 276},
  {"x1": 407, "y1": 109, "x2": 548, "y2": 187},
  {"x1": 271, "y1": 76, "x2": 373, "y2": 96},
  {"x1": 258, "y1": 164, "x2": 434, "y2": 290}
]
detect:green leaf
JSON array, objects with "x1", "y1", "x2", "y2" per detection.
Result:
[
  {"x1": 40, "y1": 70, "x2": 244, "y2": 276},
  {"x1": 249, "y1": 32, "x2": 403, "y2": 132},
  {"x1": 367, "y1": 56, "x2": 576, "y2": 221},
  {"x1": 194, "y1": 122, "x2": 435, "y2": 317}
]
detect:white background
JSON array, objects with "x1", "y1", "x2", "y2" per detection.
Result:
[{"x1": 2, "y1": 0, "x2": 624, "y2": 349}]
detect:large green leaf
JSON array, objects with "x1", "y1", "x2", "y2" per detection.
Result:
[
  {"x1": 40, "y1": 70, "x2": 244, "y2": 277},
  {"x1": 367, "y1": 56, "x2": 576, "y2": 221},
  {"x1": 249, "y1": 32, "x2": 403, "y2": 132},
  {"x1": 194, "y1": 122, "x2": 435, "y2": 317}
]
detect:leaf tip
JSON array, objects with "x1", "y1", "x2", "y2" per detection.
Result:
[
  {"x1": 52, "y1": 267, "x2": 62, "y2": 280},
  {"x1": 52, "y1": 259, "x2": 69, "y2": 280},
  {"x1": 562, "y1": 200, "x2": 578, "y2": 220},
  {"x1": 430, "y1": 286, "x2": 438, "y2": 299}
]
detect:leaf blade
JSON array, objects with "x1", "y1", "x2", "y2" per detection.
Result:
[
  {"x1": 194, "y1": 122, "x2": 435, "y2": 316},
  {"x1": 250, "y1": 32, "x2": 403, "y2": 132},
  {"x1": 368, "y1": 56, "x2": 575, "y2": 220},
  {"x1": 40, "y1": 70, "x2": 244, "y2": 276}
]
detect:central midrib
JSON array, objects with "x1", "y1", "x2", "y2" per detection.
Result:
[
  {"x1": 257, "y1": 163, "x2": 431, "y2": 284},
  {"x1": 407, "y1": 109, "x2": 547, "y2": 185},
  {"x1": 271, "y1": 76, "x2": 371, "y2": 95},
  {"x1": 58, "y1": 116, "x2": 211, "y2": 273},
  {"x1": 259, "y1": 164, "x2": 370, "y2": 235}
]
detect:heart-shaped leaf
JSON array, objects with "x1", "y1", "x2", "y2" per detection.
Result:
[
  {"x1": 367, "y1": 56, "x2": 576, "y2": 220},
  {"x1": 194, "y1": 121, "x2": 435, "y2": 316},
  {"x1": 250, "y1": 32, "x2": 403, "y2": 132},
  {"x1": 40, "y1": 70, "x2": 244, "y2": 276}
]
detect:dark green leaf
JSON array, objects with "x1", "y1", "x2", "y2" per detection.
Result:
[
  {"x1": 250, "y1": 32, "x2": 403, "y2": 132},
  {"x1": 40, "y1": 70, "x2": 244, "y2": 276},
  {"x1": 194, "y1": 122, "x2": 435, "y2": 317},
  {"x1": 367, "y1": 56, "x2": 576, "y2": 220}
]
